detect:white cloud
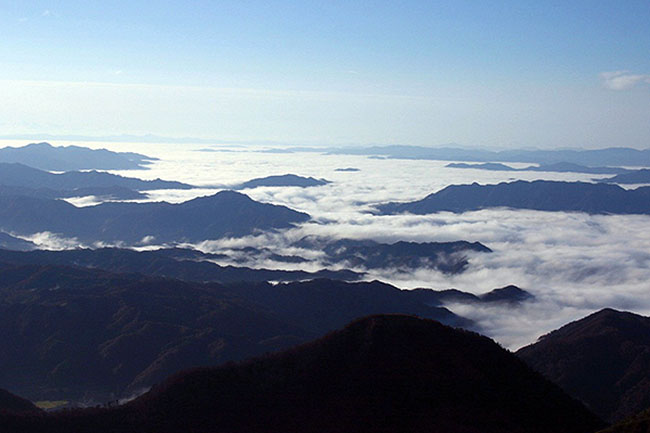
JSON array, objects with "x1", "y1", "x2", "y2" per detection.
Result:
[{"x1": 600, "y1": 71, "x2": 650, "y2": 90}]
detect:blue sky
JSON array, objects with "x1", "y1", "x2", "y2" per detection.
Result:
[{"x1": 1, "y1": 1, "x2": 649, "y2": 148}]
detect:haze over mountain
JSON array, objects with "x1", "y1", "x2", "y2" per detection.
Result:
[
  {"x1": 378, "y1": 180, "x2": 650, "y2": 215},
  {"x1": 0, "y1": 263, "x2": 463, "y2": 402},
  {"x1": 517, "y1": 309, "x2": 650, "y2": 423},
  {"x1": 0, "y1": 315, "x2": 604, "y2": 433},
  {"x1": 314, "y1": 145, "x2": 650, "y2": 167},
  {"x1": 0, "y1": 190, "x2": 309, "y2": 244},
  {"x1": 447, "y1": 162, "x2": 631, "y2": 175},
  {"x1": 0, "y1": 142, "x2": 155, "y2": 171}
]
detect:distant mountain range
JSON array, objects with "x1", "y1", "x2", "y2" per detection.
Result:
[
  {"x1": 518, "y1": 309, "x2": 650, "y2": 423},
  {"x1": 0, "y1": 142, "x2": 155, "y2": 171},
  {"x1": 294, "y1": 237, "x2": 491, "y2": 273},
  {"x1": 378, "y1": 180, "x2": 650, "y2": 215},
  {"x1": 411, "y1": 284, "x2": 534, "y2": 306},
  {"x1": 0, "y1": 184, "x2": 147, "y2": 201},
  {"x1": 0, "y1": 162, "x2": 192, "y2": 191},
  {"x1": 313, "y1": 145, "x2": 650, "y2": 167},
  {"x1": 0, "y1": 190, "x2": 309, "y2": 244},
  {"x1": 0, "y1": 262, "x2": 465, "y2": 402},
  {"x1": 597, "y1": 169, "x2": 650, "y2": 185},
  {"x1": 0, "y1": 315, "x2": 604, "y2": 433},
  {"x1": 447, "y1": 162, "x2": 631, "y2": 175},
  {"x1": 0, "y1": 248, "x2": 360, "y2": 284},
  {"x1": 234, "y1": 174, "x2": 330, "y2": 189}
]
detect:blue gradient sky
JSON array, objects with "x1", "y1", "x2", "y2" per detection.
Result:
[{"x1": 1, "y1": 1, "x2": 649, "y2": 147}]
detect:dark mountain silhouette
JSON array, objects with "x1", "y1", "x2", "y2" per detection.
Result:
[
  {"x1": 447, "y1": 161, "x2": 630, "y2": 175},
  {"x1": 0, "y1": 248, "x2": 360, "y2": 283},
  {"x1": 294, "y1": 237, "x2": 491, "y2": 273},
  {"x1": 0, "y1": 262, "x2": 461, "y2": 402},
  {"x1": 378, "y1": 180, "x2": 650, "y2": 215},
  {"x1": 480, "y1": 285, "x2": 534, "y2": 303},
  {"x1": 0, "y1": 162, "x2": 192, "y2": 191},
  {"x1": 0, "y1": 315, "x2": 604, "y2": 433},
  {"x1": 599, "y1": 408, "x2": 650, "y2": 432},
  {"x1": 0, "y1": 389, "x2": 40, "y2": 414},
  {"x1": 0, "y1": 233, "x2": 35, "y2": 251},
  {"x1": 517, "y1": 308, "x2": 650, "y2": 423},
  {"x1": 235, "y1": 174, "x2": 330, "y2": 189},
  {"x1": 409, "y1": 284, "x2": 534, "y2": 306},
  {"x1": 598, "y1": 169, "x2": 650, "y2": 185},
  {"x1": 0, "y1": 190, "x2": 309, "y2": 244},
  {"x1": 0, "y1": 142, "x2": 155, "y2": 171}
]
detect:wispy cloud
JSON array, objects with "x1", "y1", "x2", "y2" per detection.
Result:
[{"x1": 600, "y1": 71, "x2": 650, "y2": 90}]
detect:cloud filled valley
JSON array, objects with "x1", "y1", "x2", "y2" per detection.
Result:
[{"x1": 3, "y1": 140, "x2": 649, "y2": 349}]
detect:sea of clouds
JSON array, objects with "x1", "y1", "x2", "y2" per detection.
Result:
[{"x1": 9, "y1": 139, "x2": 650, "y2": 349}]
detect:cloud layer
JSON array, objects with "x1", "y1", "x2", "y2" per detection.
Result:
[{"x1": 18, "y1": 142, "x2": 650, "y2": 349}]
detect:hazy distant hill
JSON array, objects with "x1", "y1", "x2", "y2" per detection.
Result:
[
  {"x1": 0, "y1": 263, "x2": 462, "y2": 402},
  {"x1": 517, "y1": 309, "x2": 650, "y2": 423},
  {"x1": 0, "y1": 162, "x2": 192, "y2": 191},
  {"x1": 598, "y1": 169, "x2": 650, "y2": 185},
  {"x1": 0, "y1": 142, "x2": 155, "y2": 171},
  {"x1": 0, "y1": 315, "x2": 604, "y2": 433},
  {"x1": 0, "y1": 190, "x2": 309, "y2": 244},
  {"x1": 378, "y1": 180, "x2": 650, "y2": 215},
  {"x1": 235, "y1": 174, "x2": 330, "y2": 189}
]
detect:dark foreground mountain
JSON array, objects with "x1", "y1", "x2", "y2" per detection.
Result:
[
  {"x1": 447, "y1": 162, "x2": 630, "y2": 175},
  {"x1": 517, "y1": 309, "x2": 650, "y2": 423},
  {"x1": 0, "y1": 142, "x2": 154, "y2": 171},
  {"x1": 0, "y1": 247, "x2": 360, "y2": 283},
  {"x1": 378, "y1": 180, "x2": 650, "y2": 215},
  {"x1": 295, "y1": 237, "x2": 491, "y2": 273},
  {"x1": 0, "y1": 190, "x2": 309, "y2": 244},
  {"x1": 598, "y1": 169, "x2": 650, "y2": 185},
  {"x1": 599, "y1": 408, "x2": 650, "y2": 433},
  {"x1": 0, "y1": 262, "x2": 461, "y2": 402},
  {"x1": 0, "y1": 315, "x2": 604, "y2": 433},
  {"x1": 0, "y1": 162, "x2": 192, "y2": 192},
  {"x1": 0, "y1": 389, "x2": 40, "y2": 414}
]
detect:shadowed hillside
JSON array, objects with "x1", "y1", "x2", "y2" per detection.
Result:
[
  {"x1": 0, "y1": 315, "x2": 604, "y2": 433},
  {"x1": 517, "y1": 309, "x2": 650, "y2": 423}
]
